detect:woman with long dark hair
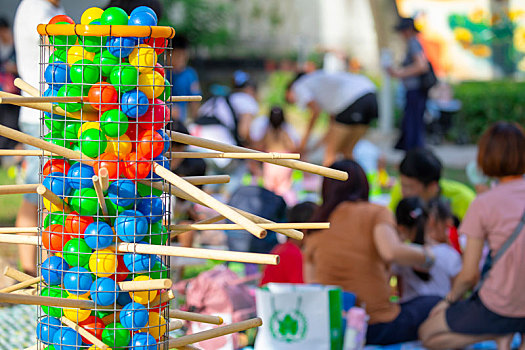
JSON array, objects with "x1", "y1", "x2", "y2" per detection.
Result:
[{"x1": 304, "y1": 159, "x2": 440, "y2": 345}]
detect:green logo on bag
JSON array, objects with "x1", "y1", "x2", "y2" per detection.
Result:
[{"x1": 269, "y1": 297, "x2": 307, "y2": 342}]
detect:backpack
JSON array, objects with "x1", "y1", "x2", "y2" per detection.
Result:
[
  {"x1": 194, "y1": 95, "x2": 243, "y2": 146},
  {"x1": 420, "y1": 60, "x2": 438, "y2": 92}
]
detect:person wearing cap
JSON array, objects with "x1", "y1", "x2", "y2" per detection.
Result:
[{"x1": 387, "y1": 17, "x2": 433, "y2": 151}]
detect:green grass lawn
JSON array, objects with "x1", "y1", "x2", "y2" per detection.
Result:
[{"x1": 0, "y1": 167, "x2": 22, "y2": 226}]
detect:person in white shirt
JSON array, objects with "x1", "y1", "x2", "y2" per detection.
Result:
[
  {"x1": 285, "y1": 70, "x2": 377, "y2": 166},
  {"x1": 14, "y1": 0, "x2": 64, "y2": 275}
]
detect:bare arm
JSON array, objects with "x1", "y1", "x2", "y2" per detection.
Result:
[
  {"x1": 238, "y1": 113, "x2": 254, "y2": 145},
  {"x1": 446, "y1": 236, "x2": 483, "y2": 302},
  {"x1": 373, "y1": 223, "x2": 427, "y2": 266},
  {"x1": 298, "y1": 101, "x2": 321, "y2": 153},
  {"x1": 304, "y1": 261, "x2": 315, "y2": 283},
  {"x1": 187, "y1": 101, "x2": 200, "y2": 122}
]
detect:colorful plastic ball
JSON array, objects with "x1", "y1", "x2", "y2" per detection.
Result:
[
  {"x1": 146, "y1": 155, "x2": 168, "y2": 181},
  {"x1": 44, "y1": 131, "x2": 67, "y2": 149},
  {"x1": 130, "y1": 6, "x2": 158, "y2": 23},
  {"x1": 64, "y1": 266, "x2": 92, "y2": 295},
  {"x1": 93, "y1": 152, "x2": 120, "y2": 180},
  {"x1": 65, "y1": 211, "x2": 95, "y2": 238},
  {"x1": 129, "y1": 44, "x2": 157, "y2": 72},
  {"x1": 137, "y1": 99, "x2": 170, "y2": 130},
  {"x1": 128, "y1": 9, "x2": 157, "y2": 26},
  {"x1": 88, "y1": 82, "x2": 118, "y2": 112},
  {"x1": 123, "y1": 152, "x2": 152, "y2": 179},
  {"x1": 157, "y1": 78, "x2": 171, "y2": 101},
  {"x1": 129, "y1": 276, "x2": 158, "y2": 304},
  {"x1": 138, "y1": 71, "x2": 165, "y2": 99},
  {"x1": 105, "y1": 134, "x2": 133, "y2": 158},
  {"x1": 80, "y1": 128, "x2": 108, "y2": 158},
  {"x1": 89, "y1": 249, "x2": 117, "y2": 277},
  {"x1": 81, "y1": 7, "x2": 104, "y2": 24},
  {"x1": 42, "y1": 256, "x2": 69, "y2": 286},
  {"x1": 37, "y1": 316, "x2": 61, "y2": 344},
  {"x1": 107, "y1": 36, "x2": 138, "y2": 59},
  {"x1": 67, "y1": 162, "x2": 95, "y2": 190},
  {"x1": 80, "y1": 20, "x2": 107, "y2": 52},
  {"x1": 84, "y1": 221, "x2": 114, "y2": 250},
  {"x1": 48, "y1": 21, "x2": 77, "y2": 48},
  {"x1": 121, "y1": 89, "x2": 149, "y2": 118},
  {"x1": 53, "y1": 326, "x2": 83, "y2": 349},
  {"x1": 64, "y1": 120, "x2": 82, "y2": 141},
  {"x1": 100, "y1": 110, "x2": 128, "y2": 138},
  {"x1": 49, "y1": 14, "x2": 75, "y2": 24},
  {"x1": 63, "y1": 295, "x2": 92, "y2": 323},
  {"x1": 43, "y1": 158, "x2": 70, "y2": 177},
  {"x1": 136, "y1": 181, "x2": 163, "y2": 197},
  {"x1": 119, "y1": 302, "x2": 149, "y2": 330},
  {"x1": 137, "y1": 195, "x2": 163, "y2": 223},
  {"x1": 44, "y1": 62, "x2": 70, "y2": 90},
  {"x1": 137, "y1": 130, "x2": 164, "y2": 159},
  {"x1": 67, "y1": 45, "x2": 95, "y2": 65},
  {"x1": 49, "y1": 50, "x2": 68, "y2": 64},
  {"x1": 90, "y1": 277, "x2": 120, "y2": 306},
  {"x1": 43, "y1": 211, "x2": 66, "y2": 228},
  {"x1": 93, "y1": 50, "x2": 120, "y2": 77},
  {"x1": 79, "y1": 316, "x2": 105, "y2": 344},
  {"x1": 157, "y1": 130, "x2": 170, "y2": 153},
  {"x1": 107, "y1": 180, "x2": 136, "y2": 207},
  {"x1": 154, "y1": 62, "x2": 165, "y2": 77},
  {"x1": 143, "y1": 222, "x2": 167, "y2": 246},
  {"x1": 143, "y1": 37, "x2": 166, "y2": 55},
  {"x1": 69, "y1": 188, "x2": 99, "y2": 216},
  {"x1": 130, "y1": 332, "x2": 157, "y2": 350},
  {"x1": 116, "y1": 289, "x2": 133, "y2": 306},
  {"x1": 70, "y1": 59, "x2": 98, "y2": 84},
  {"x1": 43, "y1": 224, "x2": 71, "y2": 251},
  {"x1": 100, "y1": 7, "x2": 128, "y2": 25},
  {"x1": 63, "y1": 238, "x2": 92, "y2": 267},
  {"x1": 43, "y1": 172, "x2": 72, "y2": 198},
  {"x1": 101, "y1": 322, "x2": 130, "y2": 348},
  {"x1": 141, "y1": 312, "x2": 166, "y2": 340},
  {"x1": 56, "y1": 85, "x2": 83, "y2": 112},
  {"x1": 41, "y1": 287, "x2": 68, "y2": 317},
  {"x1": 109, "y1": 63, "x2": 138, "y2": 92},
  {"x1": 141, "y1": 259, "x2": 169, "y2": 280},
  {"x1": 115, "y1": 209, "x2": 148, "y2": 243},
  {"x1": 77, "y1": 122, "x2": 101, "y2": 139},
  {"x1": 122, "y1": 253, "x2": 152, "y2": 273}
]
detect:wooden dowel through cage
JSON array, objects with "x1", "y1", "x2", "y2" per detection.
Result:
[
  {"x1": 169, "y1": 309, "x2": 223, "y2": 325},
  {"x1": 0, "y1": 292, "x2": 113, "y2": 309},
  {"x1": 0, "y1": 150, "x2": 54, "y2": 156},
  {"x1": 92, "y1": 175, "x2": 110, "y2": 223},
  {"x1": 0, "y1": 227, "x2": 38, "y2": 234},
  {"x1": 151, "y1": 289, "x2": 175, "y2": 307},
  {"x1": 3, "y1": 266, "x2": 35, "y2": 282},
  {"x1": 14, "y1": 78, "x2": 39, "y2": 96},
  {"x1": 168, "y1": 96, "x2": 202, "y2": 102},
  {"x1": 0, "y1": 184, "x2": 39, "y2": 195},
  {"x1": 37, "y1": 184, "x2": 71, "y2": 213},
  {"x1": 169, "y1": 222, "x2": 329, "y2": 232},
  {"x1": 61, "y1": 317, "x2": 109, "y2": 349},
  {"x1": 166, "y1": 151, "x2": 300, "y2": 160},
  {"x1": 118, "y1": 278, "x2": 172, "y2": 291},
  {"x1": 0, "y1": 96, "x2": 82, "y2": 104},
  {"x1": 0, "y1": 276, "x2": 41, "y2": 293}
]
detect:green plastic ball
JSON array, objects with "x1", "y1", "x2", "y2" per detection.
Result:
[
  {"x1": 143, "y1": 221, "x2": 168, "y2": 245},
  {"x1": 44, "y1": 131, "x2": 67, "y2": 149},
  {"x1": 57, "y1": 85, "x2": 83, "y2": 112},
  {"x1": 140, "y1": 260, "x2": 168, "y2": 280},
  {"x1": 109, "y1": 63, "x2": 138, "y2": 93},
  {"x1": 158, "y1": 78, "x2": 172, "y2": 101},
  {"x1": 43, "y1": 211, "x2": 66, "y2": 228},
  {"x1": 63, "y1": 238, "x2": 92, "y2": 267},
  {"x1": 79, "y1": 128, "x2": 107, "y2": 158},
  {"x1": 93, "y1": 50, "x2": 120, "y2": 77},
  {"x1": 80, "y1": 20, "x2": 108, "y2": 52},
  {"x1": 44, "y1": 346, "x2": 56, "y2": 350},
  {"x1": 70, "y1": 59, "x2": 99, "y2": 85},
  {"x1": 49, "y1": 50, "x2": 67, "y2": 64},
  {"x1": 105, "y1": 198, "x2": 130, "y2": 223},
  {"x1": 41, "y1": 287, "x2": 67, "y2": 317},
  {"x1": 101, "y1": 322, "x2": 131, "y2": 348},
  {"x1": 44, "y1": 115, "x2": 66, "y2": 131},
  {"x1": 49, "y1": 22, "x2": 77, "y2": 49},
  {"x1": 100, "y1": 7, "x2": 128, "y2": 25},
  {"x1": 101, "y1": 109, "x2": 128, "y2": 137},
  {"x1": 137, "y1": 181, "x2": 163, "y2": 197},
  {"x1": 64, "y1": 120, "x2": 82, "y2": 143},
  {"x1": 69, "y1": 188, "x2": 99, "y2": 216},
  {"x1": 96, "y1": 309, "x2": 114, "y2": 320}
]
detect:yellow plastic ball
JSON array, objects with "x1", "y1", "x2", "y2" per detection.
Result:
[
  {"x1": 141, "y1": 311, "x2": 167, "y2": 340},
  {"x1": 105, "y1": 134, "x2": 132, "y2": 158},
  {"x1": 77, "y1": 122, "x2": 101, "y2": 138},
  {"x1": 67, "y1": 46, "x2": 95, "y2": 65},
  {"x1": 138, "y1": 71, "x2": 165, "y2": 99},
  {"x1": 129, "y1": 276, "x2": 158, "y2": 305},
  {"x1": 43, "y1": 197, "x2": 61, "y2": 212},
  {"x1": 129, "y1": 44, "x2": 158, "y2": 73},
  {"x1": 89, "y1": 248, "x2": 117, "y2": 277},
  {"x1": 64, "y1": 295, "x2": 91, "y2": 323},
  {"x1": 88, "y1": 346, "x2": 112, "y2": 350},
  {"x1": 81, "y1": 7, "x2": 104, "y2": 24}
]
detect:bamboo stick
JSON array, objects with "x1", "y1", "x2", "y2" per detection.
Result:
[
  {"x1": 169, "y1": 320, "x2": 184, "y2": 331},
  {"x1": 61, "y1": 317, "x2": 109, "y2": 350},
  {"x1": 0, "y1": 227, "x2": 38, "y2": 234},
  {"x1": 166, "y1": 152, "x2": 300, "y2": 160},
  {"x1": 98, "y1": 168, "x2": 109, "y2": 192},
  {"x1": 0, "y1": 184, "x2": 39, "y2": 195},
  {"x1": 0, "y1": 96, "x2": 82, "y2": 103},
  {"x1": 153, "y1": 164, "x2": 266, "y2": 239},
  {"x1": 92, "y1": 175, "x2": 110, "y2": 222},
  {"x1": 168, "y1": 318, "x2": 262, "y2": 348},
  {"x1": 0, "y1": 276, "x2": 41, "y2": 293},
  {"x1": 14, "y1": 78, "x2": 39, "y2": 96},
  {"x1": 118, "y1": 278, "x2": 172, "y2": 291},
  {"x1": 12, "y1": 288, "x2": 38, "y2": 296},
  {"x1": 0, "y1": 150, "x2": 54, "y2": 156},
  {"x1": 139, "y1": 175, "x2": 230, "y2": 192},
  {"x1": 3, "y1": 266, "x2": 34, "y2": 282},
  {"x1": 169, "y1": 344, "x2": 200, "y2": 350},
  {"x1": 169, "y1": 222, "x2": 329, "y2": 231},
  {"x1": 168, "y1": 96, "x2": 202, "y2": 102},
  {"x1": 150, "y1": 289, "x2": 174, "y2": 307},
  {"x1": 169, "y1": 310, "x2": 223, "y2": 325},
  {"x1": 0, "y1": 292, "x2": 111, "y2": 309},
  {"x1": 37, "y1": 185, "x2": 71, "y2": 213},
  {"x1": 167, "y1": 130, "x2": 348, "y2": 181},
  {"x1": 169, "y1": 215, "x2": 226, "y2": 237},
  {"x1": 23, "y1": 345, "x2": 41, "y2": 350},
  {"x1": 0, "y1": 234, "x2": 39, "y2": 245}
]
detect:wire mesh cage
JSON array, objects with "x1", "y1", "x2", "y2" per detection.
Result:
[{"x1": 36, "y1": 7, "x2": 174, "y2": 350}]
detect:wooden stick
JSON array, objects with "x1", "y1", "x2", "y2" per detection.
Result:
[
  {"x1": 0, "y1": 292, "x2": 112, "y2": 309},
  {"x1": 168, "y1": 96, "x2": 202, "y2": 102},
  {"x1": 117, "y1": 242, "x2": 279, "y2": 265},
  {"x1": 166, "y1": 152, "x2": 300, "y2": 160},
  {"x1": 61, "y1": 317, "x2": 109, "y2": 350},
  {"x1": 169, "y1": 310, "x2": 223, "y2": 325},
  {"x1": 167, "y1": 130, "x2": 348, "y2": 181},
  {"x1": 23, "y1": 345, "x2": 42, "y2": 350},
  {"x1": 0, "y1": 150, "x2": 54, "y2": 156},
  {"x1": 0, "y1": 276, "x2": 41, "y2": 293},
  {"x1": 0, "y1": 184, "x2": 39, "y2": 195},
  {"x1": 0, "y1": 96, "x2": 82, "y2": 103},
  {"x1": 139, "y1": 175, "x2": 230, "y2": 192},
  {"x1": 92, "y1": 175, "x2": 110, "y2": 222},
  {"x1": 169, "y1": 222, "x2": 329, "y2": 231},
  {"x1": 169, "y1": 214, "x2": 226, "y2": 236},
  {"x1": 12, "y1": 288, "x2": 38, "y2": 296},
  {"x1": 150, "y1": 289, "x2": 174, "y2": 307},
  {"x1": 153, "y1": 164, "x2": 266, "y2": 239},
  {"x1": 0, "y1": 234, "x2": 39, "y2": 245},
  {"x1": 3, "y1": 265, "x2": 34, "y2": 282},
  {"x1": 37, "y1": 184, "x2": 72, "y2": 213},
  {"x1": 169, "y1": 320, "x2": 184, "y2": 331},
  {"x1": 118, "y1": 278, "x2": 172, "y2": 291},
  {"x1": 0, "y1": 227, "x2": 38, "y2": 234},
  {"x1": 168, "y1": 318, "x2": 262, "y2": 348},
  {"x1": 98, "y1": 168, "x2": 110, "y2": 192},
  {"x1": 14, "y1": 78, "x2": 39, "y2": 96},
  {"x1": 169, "y1": 343, "x2": 200, "y2": 350}
]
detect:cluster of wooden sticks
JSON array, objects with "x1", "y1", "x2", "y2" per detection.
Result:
[{"x1": 0, "y1": 78, "x2": 348, "y2": 349}]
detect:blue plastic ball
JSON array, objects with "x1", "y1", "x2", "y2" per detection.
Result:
[
  {"x1": 120, "y1": 302, "x2": 149, "y2": 330},
  {"x1": 90, "y1": 277, "x2": 119, "y2": 306},
  {"x1": 43, "y1": 172, "x2": 72, "y2": 198},
  {"x1": 146, "y1": 155, "x2": 168, "y2": 181},
  {"x1": 137, "y1": 195, "x2": 163, "y2": 223},
  {"x1": 121, "y1": 90, "x2": 149, "y2": 118},
  {"x1": 84, "y1": 221, "x2": 114, "y2": 250},
  {"x1": 37, "y1": 316, "x2": 61, "y2": 344},
  {"x1": 63, "y1": 266, "x2": 92, "y2": 295},
  {"x1": 66, "y1": 162, "x2": 95, "y2": 190},
  {"x1": 44, "y1": 61, "x2": 71, "y2": 90},
  {"x1": 122, "y1": 253, "x2": 153, "y2": 272},
  {"x1": 130, "y1": 332, "x2": 157, "y2": 350},
  {"x1": 42, "y1": 256, "x2": 69, "y2": 286},
  {"x1": 107, "y1": 180, "x2": 137, "y2": 207},
  {"x1": 128, "y1": 10, "x2": 157, "y2": 26},
  {"x1": 53, "y1": 326, "x2": 82, "y2": 350},
  {"x1": 115, "y1": 210, "x2": 148, "y2": 243},
  {"x1": 130, "y1": 6, "x2": 158, "y2": 22},
  {"x1": 43, "y1": 87, "x2": 59, "y2": 118},
  {"x1": 107, "y1": 36, "x2": 138, "y2": 58},
  {"x1": 157, "y1": 129, "x2": 170, "y2": 153},
  {"x1": 117, "y1": 289, "x2": 133, "y2": 306}
]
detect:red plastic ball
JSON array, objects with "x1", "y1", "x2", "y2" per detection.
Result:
[
  {"x1": 137, "y1": 99, "x2": 170, "y2": 131},
  {"x1": 79, "y1": 316, "x2": 105, "y2": 343},
  {"x1": 136, "y1": 130, "x2": 164, "y2": 159},
  {"x1": 42, "y1": 224, "x2": 71, "y2": 251},
  {"x1": 49, "y1": 15, "x2": 75, "y2": 24},
  {"x1": 94, "y1": 153, "x2": 120, "y2": 180},
  {"x1": 65, "y1": 212, "x2": 95, "y2": 239},
  {"x1": 143, "y1": 37, "x2": 166, "y2": 54},
  {"x1": 154, "y1": 63, "x2": 164, "y2": 77},
  {"x1": 151, "y1": 301, "x2": 169, "y2": 315},
  {"x1": 88, "y1": 82, "x2": 118, "y2": 112},
  {"x1": 43, "y1": 159, "x2": 70, "y2": 177},
  {"x1": 123, "y1": 152, "x2": 152, "y2": 180},
  {"x1": 125, "y1": 122, "x2": 140, "y2": 141},
  {"x1": 111, "y1": 255, "x2": 130, "y2": 283}
]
